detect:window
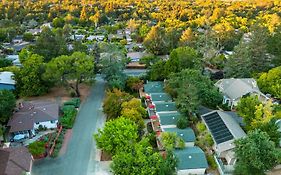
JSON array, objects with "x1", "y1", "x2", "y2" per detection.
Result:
[
  {"x1": 50, "y1": 120, "x2": 56, "y2": 124},
  {"x1": 36, "y1": 122, "x2": 39, "y2": 125}
]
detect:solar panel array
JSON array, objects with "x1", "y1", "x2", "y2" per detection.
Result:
[{"x1": 202, "y1": 112, "x2": 234, "y2": 144}]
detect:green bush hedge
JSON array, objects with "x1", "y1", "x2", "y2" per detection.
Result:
[
  {"x1": 59, "y1": 106, "x2": 77, "y2": 129},
  {"x1": 63, "y1": 98, "x2": 81, "y2": 108}
]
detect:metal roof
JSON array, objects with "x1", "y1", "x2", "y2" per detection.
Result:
[
  {"x1": 150, "y1": 93, "x2": 172, "y2": 102},
  {"x1": 144, "y1": 81, "x2": 164, "y2": 93},
  {"x1": 0, "y1": 72, "x2": 15, "y2": 85},
  {"x1": 158, "y1": 111, "x2": 181, "y2": 126},
  {"x1": 154, "y1": 101, "x2": 177, "y2": 112},
  {"x1": 164, "y1": 127, "x2": 196, "y2": 142},
  {"x1": 174, "y1": 147, "x2": 208, "y2": 170}
]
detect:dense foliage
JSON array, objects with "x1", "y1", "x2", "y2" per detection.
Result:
[
  {"x1": 234, "y1": 130, "x2": 281, "y2": 175},
  {"x1": 0, "y1": 90, "x2": 16, "y2": 124},
  {"x1": 94, "y1": 117, "x2": 138, "y2": 155}
]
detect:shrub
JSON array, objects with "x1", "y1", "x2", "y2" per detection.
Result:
[
  {"x1": 60, "y1": 106, "x2": 77, "y2": 129},
  {"x1": 28, "y1": 141, "x2": 46, "y2": 156},
  {"x1": 196, "y1": 122, "x2": 206, "y2": 133},
  {"x1": 177, "y1": 116, "x2": 189, "y2": 129},
  {"x1": 207, "y1": 155, "x2": 217, "y2": 169},
  {"x1": 63, "y1": 98, "x2": 81, "y2": 108}
]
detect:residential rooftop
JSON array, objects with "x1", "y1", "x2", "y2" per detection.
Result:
[
  {"x1": 158, "y1": 111, "x2": 181, "y2": 126},
  {"x1": 150, "y1": 93, "x2": 172, "y2": 102},
  {"x1": 164, "y1": 127, "x2": 196, "y2": 143},
  {"x1": 0, "y1": 147, "x2": 32, "y2": 175},
  {"x1": 0, "y1": 71, "x2": 15, "y2": 85},
  {"x1": 201, "y1": 110, "x2": 246, "y2": 153},
  {"x1": 154, "y1": 101, "x2": 177, "y2": 112},
  {"x1": 8, "y1": 101, "x2": 59, "y2": 133},
  {"x1": 144, "y1": 81, "x2": 164, "y2": 93},
  {"x1": 174, "y1": 147, "x2": 208, "y2": 170},
  {"x1": 215, "y1": 78, "x2": 261, "y2": 100}
]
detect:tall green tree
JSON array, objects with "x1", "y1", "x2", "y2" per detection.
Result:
[
  {"x1": 94, "y1": 117, "x2": 138, "y2": 155},
  {"x1": 15, "y1": 54, "x2": 49, "y2": 97},
  {"x1": 257, "y1": 66, "x2": 281, "y2": 98},
  {"x1": 165, "y1": 47, "x2": 202, "y2": 75},
  {"x1": 143, "y1": 25, "x2": 168, "y2": 55},
  {"x1": 32, "y1": 27, "x2": 68, "y2": 62},
  {"x1": 236, "y1": 96, "x2": 262, "y2": 131},
  {"x1": 44, "y1": 52, "x2": 94, "y2": 97},
  {"x1": 111, "y1": 138, "x2": 177, "y2": 175},
  {"x1": 166, "y1": 69, "x2": 222, "y2": 109},
  {"x1": 0, "y1": 90, "x2": 16, "y2": 124},
  {"x1": 234, "y1": 130, "x2": 281, "y2": 175},
  {"x1": 103, "y1": 89, "x2": 132, "y2": 120},
  {"x1": 224, "y1": 26, "x2": 271, "y2": 78}
]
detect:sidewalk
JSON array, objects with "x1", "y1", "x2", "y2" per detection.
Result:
[
  {"x1": 59, "y1": 129, "x2": 72, "y2": 156},
  {"x1": 87, "y1": 103, "x2": 112, "y2": 175}
]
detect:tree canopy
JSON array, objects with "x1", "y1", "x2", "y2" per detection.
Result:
[
  {"x1": 94, "y1": 117, "x2": 139, "y2": 156},
  {"x1": 234, "y1": 130, "x2": 281, "y2": 175},
  {"x1": 44, "y1": 52, "x2": 94, "y2": 97},
  {"x1": 0, "y1": 90, "x2": 16, "y2": 124}
]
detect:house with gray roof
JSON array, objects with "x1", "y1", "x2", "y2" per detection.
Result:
[
  {"x1": 215, "y1": 78, "x2": 268, "y2": 109},
  {"x1": 164, "y1": 127, "x2": 196, "y2": 147},
  {"x1": 0, "y1": 71, "x2": 15, "y2": 90},
  {"x1": 201, "y1": 110, "x2": 246, "y2": 175},
  {"x1": 8, "y1": 101, "x2": 59, "y2": 141},
  {"x1": 0, "y1": 147, "x2": 32, "y2": 175},
  {"x1": 174, "y1": 147, "x2": 208, "y2": 175}
]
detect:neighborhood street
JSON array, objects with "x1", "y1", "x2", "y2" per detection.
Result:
[{"x1": 31, "y1": 75, "x2": 106, "y2": 175}]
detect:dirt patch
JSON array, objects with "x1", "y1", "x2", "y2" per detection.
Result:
[
  {"x1": 101, "y1": 150, "x2": 112, "y2": 161},
  {"x1": 23, "y1": 83, "x2": 91, "y2": 103}
]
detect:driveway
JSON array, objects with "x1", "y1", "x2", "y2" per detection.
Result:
[{"x1": 32, "y1": 75, "x2": 106, "y2": 175}]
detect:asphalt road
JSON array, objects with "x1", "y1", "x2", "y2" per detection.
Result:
[{"x1": 32, "y1": 76, "x2": 106, "y2": 175}]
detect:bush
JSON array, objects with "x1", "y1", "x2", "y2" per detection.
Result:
[
  {"x1": 59, "y1": 106, "x2": 77, "y2": 129},
  {"x1": 177, "y1": 116, "x2": 189, "y2": 129},
  {"x1": 207, "y1": 155, "x2": 217, "y2": 169},
  {"x1": 196, "y1": 122, "x2": 206, "y2": 133},
  {"x1": 63, "y1": 98, "x2": 81, "y2": 108},
  {"x1": 28, "y1": 141, "x2": 46, "y2": 156}
]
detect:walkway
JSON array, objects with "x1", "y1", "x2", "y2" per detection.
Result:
[{"x1": 31, "y1": 75, "x2": 106, "y2": 175}]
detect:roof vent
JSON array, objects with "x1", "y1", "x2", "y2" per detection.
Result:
[
  {"x1": 43, "y1": 108, "x2": 46, "y2": 110},
  {"x1": 180, "y1": 133, "x2": 184, "y2": 136},
  {"x1": 172, "y1": 117, "x2": 175, "y2": 119},
  {"x1": 159, "y1": 95, "x2": 162, "y2": 97},
  {"x1": 33, "y1": 111, "x2": 36, "y2": 114},
  {"x1": 19, "y1": 121, "x2": 22, "y2": 124},
  {"x1": 166, "y1": 105, "x2": 169, "y2": 107},
  {"x1": 188, "y1": 156, "x2": 192, "y2": 159}
]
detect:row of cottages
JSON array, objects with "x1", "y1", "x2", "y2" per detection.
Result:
[
  {"x1": 7, "y1": 101, "x2": 59, "y2": 141},
  {"x1": 215, "y1": 78, "x2": 269, "y2": 109},
  {"x1": 144, "y1": 81, "x2": 209, "y2": 175}
]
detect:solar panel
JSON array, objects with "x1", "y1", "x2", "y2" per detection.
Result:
[{"x1": 202, "y1": 112, "x2": 234, "y2": 144}]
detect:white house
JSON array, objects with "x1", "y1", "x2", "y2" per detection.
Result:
[
  {"x1": 215, "y1": 78, "x2": 269, "y2": 109},
  {"x1": 8, "y1": 101, "x2": 59, "y2": 141},
  {"x1": 201, "y1": 110, "x2": 246, "y2": 175}
]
